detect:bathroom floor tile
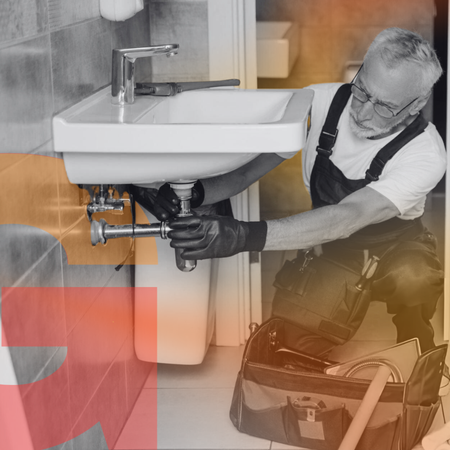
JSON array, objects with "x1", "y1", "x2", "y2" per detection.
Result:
[
  {"x1": 113, "y1": 389, "x2": 157, "y2": 450},
  {"x1": 270, "y1": 442, "x2": 311, "y2": 449},
  {"x1": 152, "y1": 345, "x2": 244, "y2": 390},
  {"x1": 156, "y1": 388, "x2": 270, "y2": 449},
  {"x1": 116, "y1": 344, "x2": 450, "y2": 450}
]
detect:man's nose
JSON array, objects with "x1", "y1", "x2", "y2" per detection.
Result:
[{"x1": 354, "y1": 99, "x2": 374, "y2": 122}]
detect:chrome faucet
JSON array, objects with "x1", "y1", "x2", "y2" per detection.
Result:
[{"x1": 111, "y1": 44, "x2": 179, "y2": 105}]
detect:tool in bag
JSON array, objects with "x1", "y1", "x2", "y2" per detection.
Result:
[
  {"x1": 271, "y1": 245, "x2": 387, "y2": 357},
  {"x1": 229, "y1": 318, "x2": 448, "y2": 450},
  {"x1": 270, "y1": 232, "x2": 440, "y2": 358}
]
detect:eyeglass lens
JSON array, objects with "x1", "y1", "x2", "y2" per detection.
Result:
[{"x1": 350, "y1": 84, "x2": 394, "y2": 118}]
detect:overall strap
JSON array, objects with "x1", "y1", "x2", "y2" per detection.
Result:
[
  {"x1": 317, "y1": 84, "x2": 353, "y2": 156},
  {"x1": 365, "y1": 114, "x2": 428, "y2": 181}
]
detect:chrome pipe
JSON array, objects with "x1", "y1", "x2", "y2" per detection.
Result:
[{"x1": 90, "y1": 219, "x2": 172, "y2": 246}]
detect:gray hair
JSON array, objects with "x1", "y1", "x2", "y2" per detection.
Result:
[{"x1": 364, "y1": 27, "x2": 443, "y2": 96}]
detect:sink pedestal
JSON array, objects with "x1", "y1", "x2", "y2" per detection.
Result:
[{"x1": 134, "y1": 207, "x2": 215, "y2": 364}]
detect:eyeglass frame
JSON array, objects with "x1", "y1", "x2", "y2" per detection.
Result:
[{"x1": 350, "y1": 64, "x2": 420, "y2": 119}]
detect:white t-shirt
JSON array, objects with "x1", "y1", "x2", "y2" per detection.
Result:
[{"x1": 301, "y1": 83, "x2": 447, "y2": 220}]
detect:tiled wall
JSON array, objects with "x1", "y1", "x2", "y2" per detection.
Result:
[
  {"x1": 256, "y1": 0, "x2": 437, "y2": 219},
  {"x1": 149, "y1": 0, "x2": 209, "y2": 82},
  {"x1": 256, "y1": 0, "x2": 435, "y2": 89},
  {"x1": 0, "y1": 1, "x2": 155, "y2": 449}
]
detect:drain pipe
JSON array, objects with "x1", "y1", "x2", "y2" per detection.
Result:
[
  {"x1": 88, "y1": 183, "x2": 197, "y2": 272},
  {"x1": 90, "y1": 219, "x2": 171, "y2": 244},
  {"x1": 169, "y1": 182, "x2": 197, "y2": 272}
]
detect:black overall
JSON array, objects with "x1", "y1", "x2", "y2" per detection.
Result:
[{"x1": 309, "y1": 84, "x2": 444, "y2": 351}]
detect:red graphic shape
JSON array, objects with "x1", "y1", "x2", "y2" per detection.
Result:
[{"x1": 1, "y1": 287, "x2": 157, "y2": 450}]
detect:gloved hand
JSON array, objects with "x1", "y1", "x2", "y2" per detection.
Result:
[
  {"x1": 129, "y1": 181, "x2": 205, "y2": 221},
  {"x1": 168, "y1": 215, "x2": 267, "y2": 260}
]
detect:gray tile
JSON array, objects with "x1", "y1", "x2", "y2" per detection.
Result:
[
  {"x1": 154, "y1": 345, "x2": 244, "y2": 389},
  {"x1": 51, "y1": 19, "x2": 111, "y2": 113},
  {"x1": 112, "y1": 2, "x2": 152, "y2": 82},
  {"x1": 0, "y1": 0, "x2": 48, "y2": 44},
  {"x1": 45, "y1": 436, "x2": 74, "y2": 450},
  {"x1": 257, "y1": 72, "x2": 341, "y2": 89},
  {"x1": 295, "y1": 0, "x2": 332, "y2": 26},
  {"x1": 66, "y1": 288, "x2": 131, "y2": 421},
  {"x1": 62, "y1": 257, "x2": 130, "y2": 289},
  {"x1": 0, "y1": 35, "x2": 53, "y2": 153},
  {"x1": 33, "y1": 139, "x2": 60, "y2": 158},
  {"x1": 120, "y1": 336, "x2": 153, "y2": 411},
  {"x1": 48, "y1": 0, "x2": 101, "y2": 31},
  {"x1": 329, "y1": 26, "x2": 387, "y2": 78},
  {"x1": 330, "y1": 0, "x2": 434, "y2": 28},
  {"x1": 16, "y1": 243, "x2": 64, "y2": 289},
  {"x1": 69, "y1": 359, "x2": 127, "y2": 449},
  {"x1": 21, "y1": 367, "x2": 72, "y2": 450},
  {"x1": 256, "y1": 0, "x2": 301, "y2": 22},
  {"x1": 8, "y1": 346, "x2": 66, "y2": 386},
  {"x1": 61, "y1": 248, "x2": 132, "y2": 282},
  {"x1": 149, "y1": 1, "x2": 209, "y2": 81},
  {"x1": 0, "y1": 224, "x2": 60, "y2": 289},
  {"x1": 256, "y1": 0, "x2": 331, "y2": 27},
  {"x1": 62, "y1": 258, "x2": 133, "y2": 334},
  {"x1": 64, "y1": 423, "x2": 109, "y2": 450},
  {"x1": 2, "y1": 245, "x2": 66, "y2": 394},
  {"x1": 294, "y1": 27, "x2": 334, "y2": 75},
  {"x1": 157, "y1": 388, "x2": 271, "y2": 449}
]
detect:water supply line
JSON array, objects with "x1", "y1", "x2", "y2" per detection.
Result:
[{"x1": 88, "y1": 183, "x2": 197, "y2": 272}]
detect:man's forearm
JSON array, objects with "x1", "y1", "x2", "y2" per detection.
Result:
[
  {"x1": 264, "y1": 205, "x2": 356, "y2": 250},
  {"x1": 201, "y1": 153, "x2": 287, "y2": 205},
  {"x1": 263, "y1": 187, "x2": 400, "y2": 251}
]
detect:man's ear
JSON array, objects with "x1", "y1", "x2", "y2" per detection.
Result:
[{"x1": 409, "y1": 94, "x2": 431, "y2": 116}]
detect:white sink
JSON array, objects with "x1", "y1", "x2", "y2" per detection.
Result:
[
  {"x1": 256, "y1": 21, "x2": 299, "y2": 79},
  {"x1": 53, "y1": 86, "x2": 313, "y2": 184}
]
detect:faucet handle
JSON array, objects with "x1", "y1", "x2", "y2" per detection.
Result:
[
  {"x1": 111, "y1": 44, "x2": 179, "y2": 105},
  {"x1": 135, "y1": 79, "x2": 241, "y2": 97}
]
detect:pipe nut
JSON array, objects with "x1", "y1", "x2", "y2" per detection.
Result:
[{"x1": 91, "y1": 219, "x2": 107, "y2": 246}]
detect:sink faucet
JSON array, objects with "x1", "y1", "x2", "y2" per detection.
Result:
[{"x1": 111, "y1": 44, "x2": 179, "y2": 105}]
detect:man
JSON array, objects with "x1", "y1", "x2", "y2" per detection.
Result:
[{"x1": 134, "y1": 28, "x2": 446, "y2": 353}]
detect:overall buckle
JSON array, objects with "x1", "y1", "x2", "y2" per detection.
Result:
[{"x1": 317, "y1": 129, "x2": 339, "y2": 156}]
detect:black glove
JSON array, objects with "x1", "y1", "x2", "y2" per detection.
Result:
[
  {"x1": 168, "y1": 215, "x2": 267, "y2": 260},
  {"x1": 129, "y1": 181, "x2": 205, "y2": 221}
]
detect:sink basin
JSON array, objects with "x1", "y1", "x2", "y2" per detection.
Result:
[{"x1": 53, "y1": 87, "x2": 313, "y2": 184}]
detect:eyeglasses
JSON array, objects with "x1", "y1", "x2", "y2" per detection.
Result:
[{"x1": 350, "y1": 65, "x2": 419, "y2": 119}]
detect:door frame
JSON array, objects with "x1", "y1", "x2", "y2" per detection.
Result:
[{"x1": 207, "y1": 0, "x2": 260, "y2": 345}]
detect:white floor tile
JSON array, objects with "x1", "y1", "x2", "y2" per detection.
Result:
[
  {"x1": 151, "y1": 345, "x2": 244, "y2": 389},
  {"x1": 157, "y1": 388, "x2": 270, "y2": 449}
]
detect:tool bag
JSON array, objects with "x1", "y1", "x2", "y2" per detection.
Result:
[
  {"x1": 271, "y1": 247, "x2": 380, "y2": 357},
  {"x1": 229, "y1": 318, "x2": 447, "y2": 450}
]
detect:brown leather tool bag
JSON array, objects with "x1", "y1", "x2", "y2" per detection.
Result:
[{"x1": 229, "y1": 318, "x2": 447, "y2": 450}]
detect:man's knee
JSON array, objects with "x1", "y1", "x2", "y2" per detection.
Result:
[{"x1": 373, "y1": 244, "x2": 443, "y2": 307}]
